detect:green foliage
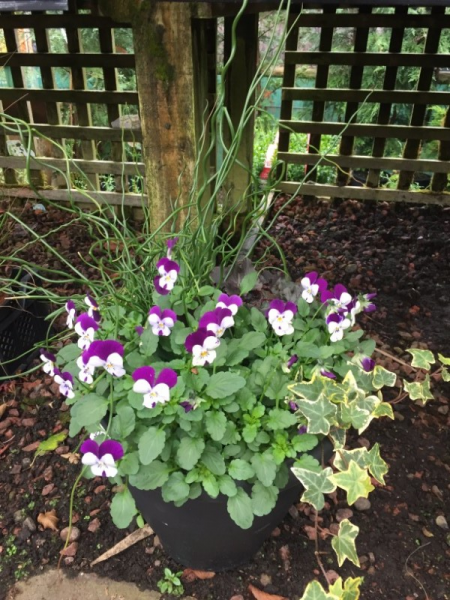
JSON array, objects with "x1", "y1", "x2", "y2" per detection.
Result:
[
  {"x1": 331, "y1": 519, "x2": 360, "y2": 567},
  {"x1": 157, "y1": 568, "x2": 184, "y2": 597}
]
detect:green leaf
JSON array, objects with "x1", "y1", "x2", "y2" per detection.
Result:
[
  {"x1": 251, "y1": 482, "x2": 278, "y2": 517},
  {"x1": 129, "y1": 461, "x2": 171, "y2": 490},
  {"x1": 138, "y1": 428, "x2": 166, "y2": 465},
  {"x1": 403, "y1": 375, "x2": 434, "y2": 404},
  {"x1": 251, "y1": 307, "x2": 268, "y2": 332},
  {"x1": 140, "y1": 328, "x2": 159, "y2": 356},
  {"x1": 291, "y1": 466, "x2": 336, "y2": 511},
  {"x1": 118, "y1": 452, "x2": 139, "y2": 476},
  {"x1": 330, "y1": 461, "x2": 374, "y2": 505},
  {"x1": 110, "y1": 487, "x2": 137, "y2": 529},
  {"x1": 438, "y1": 353, "x2": 450, "y2": 366},
  {"x1": 128, "y1": 390, "x2": 145, "y2": 411},
  {"x1": 331, "y1": 519, "x2": 360, "y2": 567},
  {"x1": 198, "y1": 285, "x2": 216, "y2": 296},
  {"x1": 227, "y1": 488, "x2": 254, "y2": 529},
  {"x1": 226, "y1": 341, "x2": 249, "y2": 366},
  {"x1": 293, "y1": 454, "x2": 322, "y2": 473},
  {"x1": 296, "y1": 393, "x2": 337, "y2": 435},
  {"x1": 161, "y1": 472, "x2": 190, "y2": 503},
  {"x1": 205, "y1": 410, "x2": 228, "y2": 441},
  {"x1": 407, "y1": 348, "x2": 435, "y2": 370},
  {"x1": 299, "y1": 580, "x2": 337, "y2": 600},
  {"x1": 228, "y1": 459, "x2": 255, "y2": 481},
  {"x1": 266, "y1": 408, "x2": 298, "y2": 430},
  {"x1": 340, "y1": 401, "x2": 371, "y2": 433},
  {"x1": 240, "y1": 271, "x2": 258, "y2": 295},
  {"x1": 297, "y1": 298, "x2": 310, "y2": 317},
  {"x1": 251, "y1": 452, "x2": 278, "y2": 486},
  {"x1": 206, "y1": 373, "x2": 246, "y2": 399},
  {"x1": 367, "y1": 443, "x2": 389, "y2": 485},
  {"x1": 242, "y1": 423, "x2": 258, "y2": 444},
  {"x1": 329, "y1": 577, "x2": 364, "y2": 600},
  {"x1": 115, "y1": 406, "x2": 136, "y2": 438},
  {"x1": 71, "y1": 394, "x2": 109, "y2": 427},
  {"x1": 35, "y1": 432, "x2": 67, "y2": 457},
  {"x1": 239, "y1": 332, "x2": 266, "y2": 351},
  {"x1": 442, "y1": 367, "x2": 450, "y2": 382},
  {"x1": 333, "y1": 448, "x2": 369, "y2": 472},
  {"x1": 201, "y1": 445, "x2": 226, "y2": 475},
  {"x1": 57, "y1": 343, "x2": 80, "y2": 364},
  {"x1": 218, "y1": 475, "x2": 237, "y2": 497},
  {"x1": 372, "y1": 366, "x2": 396, "y2": 389},
  {"x1": 202, "y1": 473, "x2": 220, "y2": 498},
  {"x1": 292, "y1": 433, "x2": 319, "y2": 453},
  {"x1": 125, "y1": 351, "x2": 145, "y2": 370},
  {"x1": 176, "y1": 436, "x2": 205, "y2": 470}
]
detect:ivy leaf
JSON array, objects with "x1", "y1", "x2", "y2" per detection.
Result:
[
  {"x1": 403, "y1": 375, "x2": 434, "y2": 404},
  {"x1": 292, "y1": 454, "x2": 322, "y2": 473},
  {"x1": 442, "y1": 367, "x2": 450, "y2": 382},
  {"x1": 205, "y1": 373, "x2": 246, "y2": 399},
  {"x1": 331, "y1": 519, "x2": 360, "y2": 567},
  {"x1": 227, "y1": 488, "x2": 254, "y2": 529},
  {"x1": 266, "y1": 408, "x2": 298, "y2": 430},
  {"x1": 110, "y1": 487, "x2": 137, "y2": 529},
  {"x1": 329, "y1": 577, "x2": 364, "y2": 600},
  {"x1": 138, "y1": 427, "x2": 166, "y2": 465},
  {"x1": 340, "y1": 401, "x2": 371, "y2": 433},
  {"x1": 333, "y1": 448, "x2": 369, "y2": 472},
  {"x1": 291, "y1": 466, "x2": 336, "y2": 511},
  {"x1": 71, "y1": 394, "x2": 109, "y2": 427},
  {"x1": 205, "y1": 410, "x2": 228, "y2": 441},
  {"x1": 407, "y1": 348, "x2": 435, "y2": 370},
  {"x1": 176, "y1": 437, "x2": 205, "y2": 470},
  {"x1": 251, "y1": 482, "x2": 278, "y2": 517},
  {"x1": 372, "y1": 402, "x2": 394, "y2": 421},
  {"x1": 372, "y1": 366, "x2": 396, "y2": 389},
  {"x1": 161, "y1": 472, "x2": 190, "y2": 503},
  {"x1": 330, "y1": 461, "x2": 374, "y2": 505},
  {"x1": 367, "y1": 443, "x2": 389, "y2": 485},
  {"x1": 438, "y1": 353, "x2": 450, "y2": 366},
  {"x1": 228, "y1": 459, "x2": 255, "y2": 481},
  {"x1": 299, "y1": 580, "x2": 338, "y2": 600},
  {"x1": 296, "y1": 394, "x2": 337, "y2": 435},
  {"x1": 251, "y1": 452, "x2": 278, "y2": 486}
]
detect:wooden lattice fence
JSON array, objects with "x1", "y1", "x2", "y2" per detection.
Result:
[
  {"x1": 0, "y1": 0, "x2": 145, "y2": 207},
  {"x1": 278, "y1": 4, "x2": 450, "y2": 204}
]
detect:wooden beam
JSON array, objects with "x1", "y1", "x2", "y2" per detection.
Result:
[
  {"x1": 2, "y1": 186, "x2": 145, "y2": 207},
  {"x1": 431, "y1": 106, "x2": 450, "y2": 193},
  {"x1": 285, "y1": 51, "x2": 450, "y2": 68},
  {"x1": 296, "y1": 14, "x2": 450, "y2": 28},
  {"x1": 0, "y1": 53, "x2": 135, "y2": 68},
  {"x1": 28, "y1": 124, "x2": 142, "y2": 142},
  {"x1": 0, "y1": 155, "x2": 145, "y2": 175},
  {"x1": 0, "y1": 14, "x2": 129, "y2": 28},
  {"x1": 0, "y1": 89, "x2": 139, "y2": 104},
  {"x1": 282, "y1": 88, "x2": 450, "y2": 105}
]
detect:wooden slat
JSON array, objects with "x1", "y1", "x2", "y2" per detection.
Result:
[
  {"x1": 285, "y1": 51, "x2": 450, "y2": 68},
  {"x1": 431, "y1": 107, "x2": 450, "y2": 192},
  {"x1": 0, "y1": 155, "x2": 145, "y2": 175},
  {"x1": 283, "y1": 88, "x2": 450, "y2": 104},
  {"x1": 3, "y1": 187, "x2": 146, "y2": 207},
  {"x1": 0, "y1": 14, "x2": 129, "y2": 28},
  {"x1": 279, "y1": 121, "x2": 450, "y2": 141},
  {"x1": 278, "y1": 151, "x2": 450, "y2": 173},
  {"x1": 28, "y1": 124, "x2": 142, "y2": 141},
  {"x1": 0, "y1": 53, "x2": 135, "y2": 68},
  {"x1": 297, "y1": 14, "x2": 450, "y2": 28},
  {"x1": 277, "y1": 182, "x2": 450, "y2": 206},
  {"x1": 0, "y1": 88, "x2": 139, "y2": 104}
]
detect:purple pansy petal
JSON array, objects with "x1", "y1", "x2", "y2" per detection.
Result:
[
  {"x1": 333, "y1": 284, "x2": 348, "y2": 298},
  {"x1": 317, "y1": 278, "x2": 328, "y2": 293},
  {"x1": 161, "y1": 309, "x2": 177, "y2": 322},
  {"x1": 326, "y1": 313, "x2": 342, "y2": 325},
  {"x1": 66, "y1": 300, "x2": 75, "y2": 311},
  {"x1": 76, "y1": 313, "x2": 99, "y2": 332},
  {"x1": 287, "y1": 355, "x2": 298, "y2": 369},
  {"x1": 217, "y1": 293, "x2": 242, "y2": 310},
  {"x1": 267, "y1": 299, "x2": 285, "y2": 315},
  {"x1": 289, "y1": 401, "x2": 298, "y2": 412},
  {"x1": 321, "y1": 289, "x2": 334, "y2": 303},
  {"x1": 298, "y1": 425, "x2": 308, "y2": 435},
  {"x1": 365, "y1": 292, "x2": 377, "y2": 301},
  {"x1": 99, "y1": 439, "x2": 124, "y2": 461},
  {"x1": 180, "y1": 401, "x2": 193, "y2": 413},
  {"x1": 135, "y1": 325, "x2": 144, "y2": 336},
  {"x1": 320, "y1": 369, "x2": 336, "y2": 379},
  {"x1": 154, "y1": 276, "x2": 170, "y2": 296},
  {"x1": 304, "y1": 271, "x2": 318, "y2": 285},
  {"x1": 85, "y1": 294, "x2": 98, "y2": 309},
  {"x1": 166, "y1": 237, "x2": 178, "y2": 250},
  {"x1": 185, "y1": 328, "x2": 215, "y2": 353},
  {"x1": 285, "y1": 301, "x2": 298, "y2": 315},
  {"x1": 132, "y1": 366, "x2": 155, "y2": 386},
  {"x1": 80, "y1": 439, "x2": 100, "y2": 457},
  {"x1": 364, "y1": 303, "x2": 376, "y2": 313},
  {"x1": 156, "y1": 257, "x2": 180, "y2": 274},
  {"x1": 361, "y1": 357, "x2": 375, "y2": 372},
  {"x1": 40, "y1": 350, "x2": 56, "y2": 362},
  {"x1": 61, "y1": 371, "x2": 73, "y2": 384},
  {"x1": 149, "y1": 306, "x2": 162, "y2": 318},
  {"x1": 156, "y1": 368, "x2": 178, "y2": 388}
]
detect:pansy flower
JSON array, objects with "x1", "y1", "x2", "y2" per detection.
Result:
[
  {"x1": 185, "y1": 328, "x2": 220, "y2": 366},
  {"x1": 326, "y1": 313, "x2": 351, "y2": 342},
  {"x1": 298, "y1": 425, "x2": 308, "y2": 435},
  {"x1": 135, "y1": 325, "x2": 144, "y2": 336},
  {"x1": 300, "y1": 272, "x2": 328, "y2": 304},
  {"x1": 267, "y1": 299, "x2": 298, "y2": 336},
  {"x1": 40, "y1": 350, "x2": 57, "y2": 376},
  {"x1": 199, "y1": 307, "x2": 234, "y2": 337},
  {"x1": 77, "y1": 355, "x2": 95, "y2": 384},
  {"x1": 361, "y1": 357, "x2": 375, "y2": 372},
  {"x1": 216, "y1": 293, "x2": 242, "y2": 316},
  {"x1": 82, "y1": 340, "x2": 126, "y2": 378},
  {"x1": 283, "y1": 354, "x2": 298, "y2": 373},
  {"x1": 80, "y1": 439, "x2": 123, "y2": 478},
  {"x1": 362, "y1": 292, "x2": 377, "y2": 313},
  {"x1": 74, "y1": 313, "x2": 99, "y2": 350},
  {"x1": 346, "y1": 298, "x2": 362, "y2": 326},
  {"x1": 85, "y1": 295, "x2": 101, "y2": 322},
  {"x1": 320, "y1": 369, "x2": 336, "y2": 379},
  {"x1": 166, "y1": 237, "x2": 179, "y2": 259},
  {"x1": 65, "y1": 300, "x2": 76, "y2": 329},
  {"x1": 53, "y1": 369, "x2": 75, "y2": 399},
  {"x1": 148, "y1": 306, "x2": 177, "y2": 336},
  {"x1": 154, "y1": 257, "x2": 180, "y2": 296},
  {"x1": 321, "y1": 284, "x2": 353, "y2": 311},
  {"x1": 180, "y1": 400, "x2": 194, "y2": 413},
  {"x1": 132, "y1": 366, "x2": 177, "y2": 409}
]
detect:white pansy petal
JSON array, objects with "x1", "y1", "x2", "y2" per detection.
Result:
[
  {"x1": 341, "y1": 318, "x2": 351, "y2": 330},
  {"x1": 90, "y1": 463, "x2": 105, "y2": 477},
  {"x1": 340, "y1": 292, "x2": 352, "y2": 306},
  {"x1": 204, "y1": 336, "x2": 220, "y2": 350},
  {"x1": 206, "y1": 323, "x2": 220, "y2": 335},
  {"x1": 302, "y1": 289, "x2": 314, "y2": 304},
  {"x1": 268, "y1": 308, "x2": 281, "y2": 324},
  {"x1": 112, "y1": 366, "x2": 126, "y2": 377},
  {"x1": 300, "y1": 276, "x2": 311, "y2": 289},
  {"x1": 107, "y1": 352, "x2": 123, "y2": 367},
  {"x1": 53, "y1": 374, "x2": 63, "y2": 385},
  {"x1": 158, "y1": 265, "x2": 167, "y2": 276},
  {"x1": 162, "y1": 317, "x2": 174, "y2": 328},
  {"x1": 283, "y1": 310, "x2": 294, "y2": 321},
  {"x1": 103, "y1": 464, "x2": 118, "y2": 478},
  {"x1": 74, "y1": 322, "x2": 84, "y2": 336},
  {"x1": 152, "y1": 383, "x2": 170, "y2": 402},
  {"x1": 328, "y1": 322, "x2": 339, "y2": 334},
  {"x1": 82, "y1": 452, "x2": 99, "y2": 467},
  {"x1": 331, "y1": 329, "x2": 343, "y2": 342},
  {"x1": 87, "y1": 356, "x2": 105, "y2": 368},
  {"x1": 148, "y1": 314, "x2": 160, "y2": 326},
  {"x1": 133, "y1": 379, "x2": 152, "y2": 394},
  {"x1": 221, "y1": 316, "x2": 234, "y2": 329}
]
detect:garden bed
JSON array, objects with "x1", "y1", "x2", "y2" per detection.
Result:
[{"x1": 0, "y1": 197, "x2": 449, "y2": 600}]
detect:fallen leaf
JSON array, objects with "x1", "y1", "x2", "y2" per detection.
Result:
[
  {"x1": 41, "y1": 483, "x2": 55, "y2": 496},
  {"x1": 90, "y1": 524, "x2": 153, "y2": 566},
  {"x1": 182, "y1": 569, "x2": 215, "y2": 582},
  {"x1": 422, "y1": 527, "x2": 434, "y2": 538},
  {"x1": 248, "y1": 584, "x2": 288, "y2": 600},
  {"x1": 0, "y1": 404, "x2": 7, "y2": 419},
  {"x1": 22, "y1": 441, "x2": 41, "y2": 452},
  {"x1": 37, "y1": 509, "x2": 59, "y2": 531},
  {"x1": 61, "y1": 452, "x2": 80, "y2": 464},
  {"x1": 60, "y1": 542, "x2": 78, "y2": 557}
]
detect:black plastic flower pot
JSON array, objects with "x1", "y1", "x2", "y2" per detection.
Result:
[
  {"x1": 129, "y1": 438, "x2": 333, "y2": 571},
  {"x1": 0, "y1": 270, "x2": 52, "y2": 377}
]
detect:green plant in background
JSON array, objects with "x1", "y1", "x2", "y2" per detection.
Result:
[{"x1": 157, "y1": 568, "x2": 184, "y2": 596}]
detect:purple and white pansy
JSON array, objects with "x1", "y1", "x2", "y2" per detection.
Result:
[
  {"x1": 77, "y1": 355, "x2": 95, "y2": 384},
  {"x1": 154, "y1": 257, "x2": 180, "y2": 296},
  {"x1": 199, "y1": 307, "x2": 234, "y2": 337},
  {"x1": 132, "y1": 366, "x2": 178, "y2": 409},
  {"x1": 74, "y1": 313, "x2": 100, "y2": 350},
  {"x1": 85, "y1": 295, "x2": 101, "y2": 322},
  {"x1": 300, "y1": 272, "x2": 328, "y2": 304},
  {"x1": 267, "y1": 299, "x2": 298, "y2": 336},
  {"x1": 53, "y1": 369, "x2": 75, "y2": 399},
  {"x1": 322, "y1": 284, "x2": 353, "y2": 312},
  {"x1": 40, "y1": 350, "x2": 57, "y2": 376},
  {"x1": 362, "y1": 292, "x2": 377, "y2": 313},
  {"x1": 185, "y1": 328, "x2": 220, "y2": 367},
  {"x1": 326, "y1": 313, "x2": 351, "y2": 342},
  {"x1": 361, "y1": 357, "x2": 375, "y2": 372},
  {"x1": 65, "y1": 300, "x2": 76, "y2": 329},
  {"x1": 148, "y1": 306, "x2": 177, "y2": 336},
  {"x1": 80, "y1": 439, "x2": 123, "y2": 478},
  {"x1": 216, "y1": 293, "x2": 242, "y2": 316},
  {"x1": 82, "y1": 340, "x2": 126, "y2": 378}
]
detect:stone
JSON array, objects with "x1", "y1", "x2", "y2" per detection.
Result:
[
  {"x1": 288, "y1": 505, "x2": 299, "y2": 519},
  {"x1": 336, "y1": 508, "x2": 353, "y2": 522},
  {"x1": 271, "y1": 527, "x2": 281, "y2": 537},
  {"x1": 354, "y1": 497, "x2": 371, "y2": 511},
  {"x1": 13, "y1": 509, "x2": 25, "y2": 524},
  {"x1": 230, "y1": 596, "x2": 244, "y2": 600},
  {"x1": 22, "y1": 517, "x2": 36, "y2": 533},
  {"x1": 260, "y1": 573, "x2": 272, "y2": 586},
  {"x1": 436, "y1": 515, "x2": 448, "y2": 530},
  {"x1": 60, "y1": 526, "x2": 80, "y2": 543}
]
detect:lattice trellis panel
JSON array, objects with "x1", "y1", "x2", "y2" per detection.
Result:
[
  {"x1": 0, "y1": 0, "x2": 144, "y2": 206},
  {"x1": 278, "y1": 4, "x2": 450, "y2": 204}
]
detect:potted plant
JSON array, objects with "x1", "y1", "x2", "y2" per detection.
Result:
[{"x1": 40, "y1": 235, "x2": 402, "y2": 571}]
